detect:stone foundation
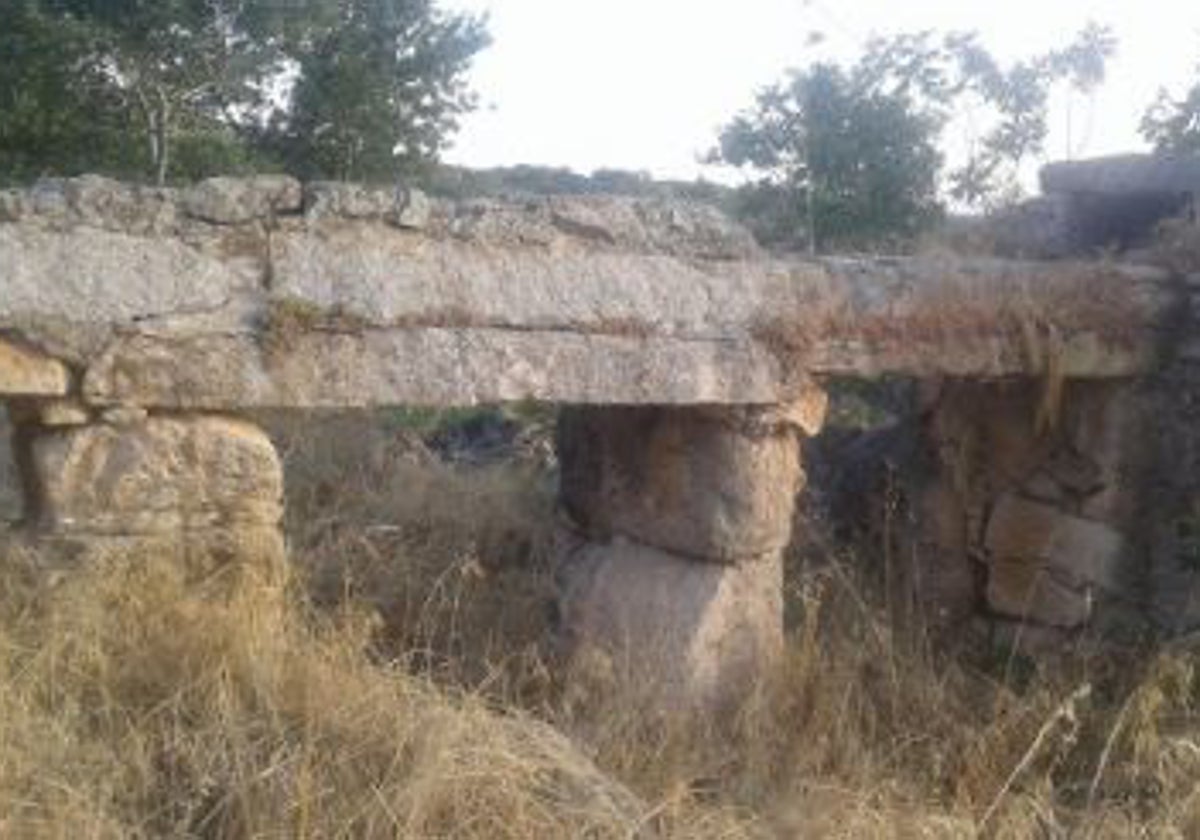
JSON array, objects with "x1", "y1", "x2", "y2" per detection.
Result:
[
  {"x1": 5, "y1": 409, "x2": 285, "y2": 588},
  {"x1": 553, "y1": 397, "x2": 823, "y2": 710}
]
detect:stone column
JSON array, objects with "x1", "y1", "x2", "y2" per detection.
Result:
[
  {"x1": 922, "y1": 379, "x2": 1141, "y2": 644},
  {"x1": 552, "y1": 390, "x2": 825, "y2": 712},
  {"x1": 8, "y1": 406, "x2": 286, "y2": 592}
]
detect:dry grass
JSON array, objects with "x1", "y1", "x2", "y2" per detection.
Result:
[
  {"x1": 1, "y1": 408, "x2": 1199, "y2": 837},
  {"x1": 0, "y1": 547, "x2": 656, "y2": 838},
  {"x1": 1147, "y1": 217, "x2": 1200, "y2": 275},
  {"x1": 755, "y1": 261, "x2": 1153, "y2": 365},
  {"x1": 260, "y1": 298, "x2": 373, "y2": 360}
]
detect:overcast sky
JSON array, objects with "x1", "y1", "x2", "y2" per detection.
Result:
[{"x1": 439, "y1": 0, "x2": 1200, "y2": 186}]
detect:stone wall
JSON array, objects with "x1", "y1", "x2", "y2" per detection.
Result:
[
  {"x1": 918, "y1": 380, "x2": 1146, "y2": 642},
  {"x1": 1, "y1": 166, "x2": 1198, "y2": 711}
]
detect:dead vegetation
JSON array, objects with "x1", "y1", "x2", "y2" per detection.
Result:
[
  {"x1": 754, "y1": 262, "x2": 1154, "y2": 365},
  {"x1": 260, "y1": 297, "x2": 373, "y2": 359},
  {"x1": 1147, "y1": 216, "x2": 1200, "y2": 275},
  {"x1": 0, "y1": 408, "x2": 1199, "y2": 837}
]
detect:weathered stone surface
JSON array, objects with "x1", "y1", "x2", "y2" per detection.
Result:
[
  {"x1": 394, "y1": 186, "x2": 431, "y2": 229},
  {"x1": 182, "y1": 176, "x2": 302, "y2": 224},
  {"x1": 554, "y1": 532, "x2": 783, "y2": 710},
  {"x1": 913, "y1": 481, "x2": 977, "y2": 627},
  {"x1": 0, "y1": 405, "x2": 18, "y2": 521},
  {"x1": 82, "y1": 329, "x2": 790, "y2": 408},
  {"x1": 0, "y1": 337, "x2": 70, "y2": 396},
  {"x1": 0, "y1": 223, "x2": 258, "y2": 361},
  {"x1": 985, "y1": 495, "x2": 1123, "y2": 590},
  {"x1": 304, "y1": 182, "x2": 395, "y2": 218},
  {"x1": 34, "y1": 399, "x2": 90, "y2": 427},
  {"x1": 916, "y1": 378, "x2": 1145, "y2": 634},
  {"x1": 929, "y1": 381, "x2": 1054, "y2": 509},
  {"x1": 266, "y1": 220, "x2": 779, "y2": 334},
  {"x1": 303, "y1": 182, "x2": 430, "y2": 228},
  {"x1": 27, "y1": 416, "x2": 283, "y2": 536},
  {"x1": 1063, "y1": 383, "x2": 1142, "y2": 523},
  {"x1": 22, "y1": 176, "x2": 179, "y2": 233},
  {"x1": 0, "y1": 189, "x2": 27, "y2": 222},
  {"x1": 983, "y1": 494, "x2": 1123, "y2": 626},
  {"x1": 1034, "y1": 155, "x2": 1200, "y2": 253},
  {"x1": 987, "y1": 195, "x2": 1082, "y2": 259},
  {"x1": 100, "y1": 404, "x2": 149, "y2": 427},
  {"x1": 987, "y1": 556, "x2": 1093, "y2": 628},
  {"x1": 1041, "y1": 154, "x2": 1200, "y2": 196},
  {"x1": 558, "y1": 406, "x2": 802, "y2": 562},
  {"x1": 0, "y1": 178, "x2": 1174, "y2": 410},
  {"x1": 762, "y1": 378, "x2": 829, "y2": 437}
]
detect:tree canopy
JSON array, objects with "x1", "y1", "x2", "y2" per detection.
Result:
[
  {"x1": 264, "y1": 0, "x2": 488, "y2": 181},
  {"x1": 0, "y1": 0, "x2": 489, "y2": 185},
  {"x1": 712, "y1": 25, "x2": 1116, "y2": 252},
  {"x1": 1141, "y1": 51, "x2": 1200, "y2": 154}
]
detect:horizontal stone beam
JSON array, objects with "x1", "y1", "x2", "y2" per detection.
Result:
[
  {"x1": 1041, "y1": 153, "x2": 1200, "y2": 196},
  {"x1": 0, "y1": 176, "x2": 1176, "y2": 409}
]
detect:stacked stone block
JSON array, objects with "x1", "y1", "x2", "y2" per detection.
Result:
[
  {"x1": 553, "y1": 390, "x2": 825, "y2": 710},
  {"x1": 0, "y1": 333, "x2": 286, "y2": 589},
  {"x1": 922, "y1": 380, "x2": 1141, "y2": 642}
]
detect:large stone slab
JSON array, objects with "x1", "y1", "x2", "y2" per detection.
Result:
[
  {"x1": 558, "y1": 405, "x2": 803, "y2": 562},
  {"x1": 0, "y1": 177, "x2": 1176, "y2": 410},
  {"x1": 1041, "y1": 154, "x2": 1200, "y2": 196},
  {"x1": 554, "y1": 533, "x2": 783, "y2": 711},
  {"x1": 181, "y1": 175, "x2": 302, "y2": 224},
  {"x1": 81, "y1": 329, "x2": 790, "y2": 408},
  {"x1": 0, "y1": 223, "x2": 261, "y2": 362},
  {"x1": 984, "y1": 494, "x2": 1124, "y2": 627},
  {"x1": 27, "y1": 415, "x2": 283, "y2": 536},
  {"x1": 984, "y1": 483, "x2": 1125, "y2": 591}
]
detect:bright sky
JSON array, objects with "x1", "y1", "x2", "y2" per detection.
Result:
[{"x1": 440, "y1": 0, "x2": 1200, "y2": 186}]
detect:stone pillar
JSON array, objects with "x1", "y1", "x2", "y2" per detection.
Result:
[
  {"x1": 922, "y1": 379, "x2": 1142, "y2": 644},
  {"x1": 8, "y1": 407, "x2": 286, "y2": 591},
  {"x1": 552, "y1": 391, "x2": 825, "y2": 711}
]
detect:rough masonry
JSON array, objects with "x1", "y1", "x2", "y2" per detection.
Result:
[{"x1": 0, "y1": 163, "x2": 1193, "y2": 708}]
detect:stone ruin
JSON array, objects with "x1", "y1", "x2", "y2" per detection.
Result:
[{"x1": 1, "y1": 155, "x2": 1198, "y2": 709}]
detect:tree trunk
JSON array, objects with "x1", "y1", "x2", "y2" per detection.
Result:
[{"x1": 154, "y1": 90, "x2": 171, "y2": 186}]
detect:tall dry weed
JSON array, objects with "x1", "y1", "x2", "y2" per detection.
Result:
[{"x1": 1, "y1": 408, "x2": 1198, "y2": 837}]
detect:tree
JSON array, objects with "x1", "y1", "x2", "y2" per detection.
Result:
[
  {"x1": 41, "y1": 0, "x2": 304, "y2": 184},
  {"x1": 1141, "y1": 54, "x2": 1200, "y2": 153},
  {"x1": 0, "y1": 0, "x2": 489, "y2": 185},
  {"x1": 713, "y1": 25, "x2": 1116, "y2": 251},
  {"x1": 0, "y1": 0, "x2": 137, "y2": 182},
  {"x1": 263, "y1": 0, "x2": 489, "y2": 182},
  {"x1": 715, "y1": 60, "x2": 944, "y2": 251},
  {"x1": 941, "y1": 24, "x2": 1116, "y2": 205}
]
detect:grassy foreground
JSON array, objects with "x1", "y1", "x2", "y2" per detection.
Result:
[{"x1": 0, "y1": 412, "x2": 1198, "y2": 837}]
